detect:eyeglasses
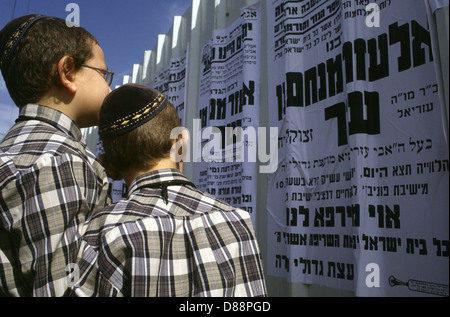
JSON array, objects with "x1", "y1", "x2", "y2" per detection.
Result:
[{"x1": 81, "y1": 64, "x2": 114, "y2": 86}]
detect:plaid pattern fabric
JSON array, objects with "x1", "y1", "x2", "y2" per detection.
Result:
[
  {"x1": 72, "y1": 169, "x2": 267, "y2": 297},
  {"x1": 0, "y1": 104, "x2": 110, "y2": 297}
]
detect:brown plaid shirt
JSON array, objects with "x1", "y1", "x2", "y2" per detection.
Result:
[
  {"x1": 71, "y1": 169, "x2": 267, "y2": 297},
  {"x1": 0, "y1": 104, "x2": 110, "y2": 297}
]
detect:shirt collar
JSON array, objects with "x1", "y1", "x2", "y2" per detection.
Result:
[
  {"x1": 19, "y1": 104, "x2": 84, "y2": 143},
  {"x1": 128, "y1": 169, "x2": 191, "y2": 197}
]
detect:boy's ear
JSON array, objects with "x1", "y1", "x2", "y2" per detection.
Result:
[
  {"x1": 56, "y1": 56, "x2": 77, "y2": 93},
  {"x1": 98, "y1": 154, "x2": 123, "y2": 181}
]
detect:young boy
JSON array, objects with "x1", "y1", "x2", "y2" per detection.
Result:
[
  {"x1": 0, "y1": 15, "x2": 111, "y2": 296},
  {"x1": 71, "y1": 84, "x2": 267, "y2": 297}
]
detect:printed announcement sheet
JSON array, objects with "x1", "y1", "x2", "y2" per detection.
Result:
[{"x1": 266, "y1": 0, "x2": 449, "y2": 296}]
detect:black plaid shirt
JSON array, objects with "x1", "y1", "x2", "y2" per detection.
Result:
[
  {"x1": 71, "y1": 169, "x2": 267, "y2": 297},
  {"x1": 0, "y1": 104, "x2": 110, "y2": 297}
]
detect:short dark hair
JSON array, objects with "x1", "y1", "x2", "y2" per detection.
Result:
[
  {"x1": 3, "y1": 17, "x2": 98, "y2": 108},
  {"x1": 102, "y1": 102, "x2": 181, "y2": 171}
]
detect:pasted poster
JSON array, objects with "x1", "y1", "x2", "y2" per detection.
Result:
[
  {"x1": 153, "y1": 54, "x2": 188, "y2": 126},
  {"x1": 193, "y1": 3, "x2": 261, "y2": 222},
  {"x1": 266, "y1": 0, "x2": 449, "y2": 296}
]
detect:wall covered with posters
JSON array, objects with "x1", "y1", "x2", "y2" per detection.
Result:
[{"x1": 83, "y1": 0, "x2": 449, "y2": 297}]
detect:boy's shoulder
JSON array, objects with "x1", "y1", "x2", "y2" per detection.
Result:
[
  {"x1": 82, "y1": 194, "x2": 254, "y2": 250},
  {"x1": 86, "y1": 185, "x2": 250, "y2": 231},
  {"x1": 1, "y1": 104, "x2": 90, "y2": 160}
]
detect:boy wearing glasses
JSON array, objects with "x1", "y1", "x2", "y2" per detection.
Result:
[
  {"x1": 0, "y1": 15, "x2": 112, "y2": 296},
  {"x1": 71, "y1": 84, "x2": 267, "y2": 297}
]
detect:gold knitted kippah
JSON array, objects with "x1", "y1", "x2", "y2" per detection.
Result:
[
  {"x1": 0, "y1": 14, "x2": 47, "y2": 71},
  {"x1": 99, "y1": 84, "x2": 168, "y2": 139}
]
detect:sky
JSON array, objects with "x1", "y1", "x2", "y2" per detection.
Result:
[{"x1": 0, "y1": 0, "x2": 193, "y2": 136}]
